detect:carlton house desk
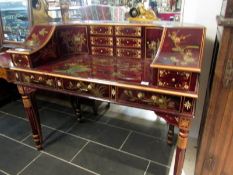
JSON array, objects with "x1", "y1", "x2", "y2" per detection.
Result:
[{"x1": 0, "y1": 21, "x2": 205, "y2": 175}]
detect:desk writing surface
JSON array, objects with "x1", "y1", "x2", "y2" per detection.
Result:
[{"x1": 36, "y1": 55, "x2": 152, "y2": 85}]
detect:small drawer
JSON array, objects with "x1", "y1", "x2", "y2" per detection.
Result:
[
  {"x1": 90, "y1": 36, "x2": 113, "y2": 46},
  {"x1": 90, "y1": 26, "x2": 113, "y2": 35},
  {"x1": 115, "y1": 26, "x2": 141, "y2": 37},
  {"x1": 12, "y1": 54, "x2": 30, "y2": 68},
  {"x1": 157, "y1": 69, "x2": 192, "y2": 90},
  {"x1": 91, "y1": 47, "x2": 113, "y2": 56},
  {"x1": 116, "y1": 48, "x2": 141, "y2": 59},
  {"x1": 116, "y1": 37, "x2": 141, "y2": 48}
]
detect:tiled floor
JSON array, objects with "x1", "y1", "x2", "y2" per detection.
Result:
[{"x1": 0, "y1": 98, "x2": 196, "y2": 175}]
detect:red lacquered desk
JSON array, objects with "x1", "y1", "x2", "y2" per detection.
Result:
[{"x1": 4, "y1": 21, "x2": 205, "y2": 175}]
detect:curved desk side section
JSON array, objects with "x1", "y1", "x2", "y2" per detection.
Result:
[
  {"x1": 151, "y1": 27, "x2": 206, "y2": 92},
  {"x1": 7, "y1": 25, "x2": 56, "y2": 68}
]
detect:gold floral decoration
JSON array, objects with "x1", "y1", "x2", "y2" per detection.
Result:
[
  {"x1": 168, "y1": 31, "x2": 199, "y2": 65},
  {"x1": 184, "y1": 100, "x2": 192, "y2": 110},
  {"x1": 123, "y1": 90, "x2": 175, "y2": 109}
]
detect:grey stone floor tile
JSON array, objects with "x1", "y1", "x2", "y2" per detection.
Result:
[
  {"x1": 0, "y1": 100, "x2": 50, "y2": 118},
  {"x1": 0, "y1": 114, "x2": 31, "y2": 141},
  {"x1": 107, "y1": 117, "x2": 168, "y2": 140},
  {"x1": 39, "y1": 109, "x2": 77, "y2": 131},
  {"x1": 24, "y1": 126, "x2": 87, "y2": 161},
  {"x1": 122, "y1": 132, "x2": 175, "y2": 166},
  {"x1": 0, "y1": 101, "x2": 26, "y2": 118},
  {"x1": 20, "y1": 154, "x2": 95, "y2": 175},
  {"x1": 72, "y1": 142, "x2": 148, "y2": 175},
  {"x1": 146, "y1": 162, "x2": 170, "y2": 175},
  {"x1": 0, "y1": 135, "x2": 39, "y2": 175},
  {"x1": 69, "y1": 120, "x2": 130, "y2": 148},
  {"x1": 47, "y1": 103, "x2": 74, "y2": 115}
]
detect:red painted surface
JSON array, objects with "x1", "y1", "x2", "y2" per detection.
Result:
[{"x1": 0, "y1": 52, "x2": 12, "y2": 68}]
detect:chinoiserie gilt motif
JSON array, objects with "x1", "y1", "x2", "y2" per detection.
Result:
[
  {"x1": 168, "y1": 31, "x2": 199, "y2": 65},
  {"x1": 123, "y1": 90, "x2": 178, "y2": 110},
  {"x1": 147, "y1": 40, "x2": 160, "y2": 58},
  {"x1": 60, "y1": 31, "x2": 86, "y2": 53}
]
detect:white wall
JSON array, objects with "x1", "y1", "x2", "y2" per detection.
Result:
[{"x1": 181, "y1": 0, "x2": 222, "y2": 138}]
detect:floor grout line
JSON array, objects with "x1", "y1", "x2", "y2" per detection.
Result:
[
  {"x1": 144, "y1": 160, "x2": 151, "y2": 175},
  {"x1": 0, "y1": 134, "x2": 37, "y2": 151},
  {"x1": 69, "y1": 141, "x2": 89, "y2": 162},
  {"x1": 65, "y1": 122, "x2": 78, "y2": 133},
  {"x1": 42, "y1": 125, "x2": 89, "y2": 142},
  {"x1": 119, "y1": 131, "x2": 132, "y2": 150},
  {"x1": 42, "y1": 151, "x2": 100, "y2": 175},
  {"x1": 0, "y1": 111, "x2": 28, "y2": 121},
  {"x1": 17, "y1": 153, "x2": 42, "y2": 175},
  {"x1": 0, "y1": 169, "x2": 10, "y2": 175},
  {"x1": 20, "y1": 133, "x2": 32, "y2": 142}
]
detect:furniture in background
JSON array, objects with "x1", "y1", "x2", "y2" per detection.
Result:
[
  {"x1": 195, "y1": 0, "x2": 233, "y2": 174},
  {"x1": 1, "y1": 21, "x2": 205, "y2": 175}
]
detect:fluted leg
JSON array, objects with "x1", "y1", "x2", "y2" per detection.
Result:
[
  {"x1": 173, "y1": 117, "x2": 191, "y2": 175},
  {"x1": 18, "y1": 85, "x2": 43, "y2": 150},
  {"x1": 167, "y1": 124, "x2": 174, "y2": 145}
]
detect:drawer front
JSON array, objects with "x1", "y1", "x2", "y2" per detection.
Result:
[
  {"x1": 116, "y1": 48, "x2": 141, "y2": 59},
  {"x1": 90, "y1": 36, "x2": 113, "y2": 46},
  {"x1": 90, "y1": 26, "x2": 113, "y2": 35},
  {"x1": 63, "y1": 79, "x2": 110, "y2": 98},
  {"x1": 116, "y1": 37, "x2": 141, "y2": 48},
  {"x1": 117, "y1": 88, "x2": 181, "y2": 112},
  {"x1": 91, "y1": 47, "x2": 113, "y2": 56},
  {"x1": 157, "y1": 69, "x2": 192, "y2": 90},
  {"x1": 21, "y1": 73, "x2": 56, "y2": 88},
  {"x1": 115, "y1": 26, "x2": 141, "y2": 37},
  {"x1": 12, "y1": 54, "x2": 30, "y2": 68}
]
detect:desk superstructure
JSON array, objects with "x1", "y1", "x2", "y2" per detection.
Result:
[{"x1": 3, "y1": 21, "x2": 205, "y2": 175}]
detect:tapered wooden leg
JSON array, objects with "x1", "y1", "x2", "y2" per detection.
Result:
[
  {"x1": 174, "y1": 117, "x2": 191, "y2": 175},
  {"x1": 167, "y1": 124, "x2": 174, "y2": 145},
  {"x1": 70, "y1": 96, "x2": 82, "y2": 122},
  {"x1": 17, "y1": 85, "x2": 43, "y2": 150}
]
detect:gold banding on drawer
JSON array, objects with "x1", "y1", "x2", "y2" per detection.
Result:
[
  {"x1": 115, "y1": 26, "x2": 141, "y2": 37},
  {"x1": 90, "y1": 26, "x2": 113, "y2": 35},
  {"x1": 157, "y1": 69, "x2": 192, "y2": 90},
  {"x1": 116, "y1": 37, "x2": 141, "y2": 48},
  {"x1": 116, "y1": 48, "x2": 141, "y2": 59},
  {"x1": 91, "y1": 47, "x2": 113, "y2": 56},
  {"x1": 90, "y1": 36, "x2": 113, "y2": 46}
]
